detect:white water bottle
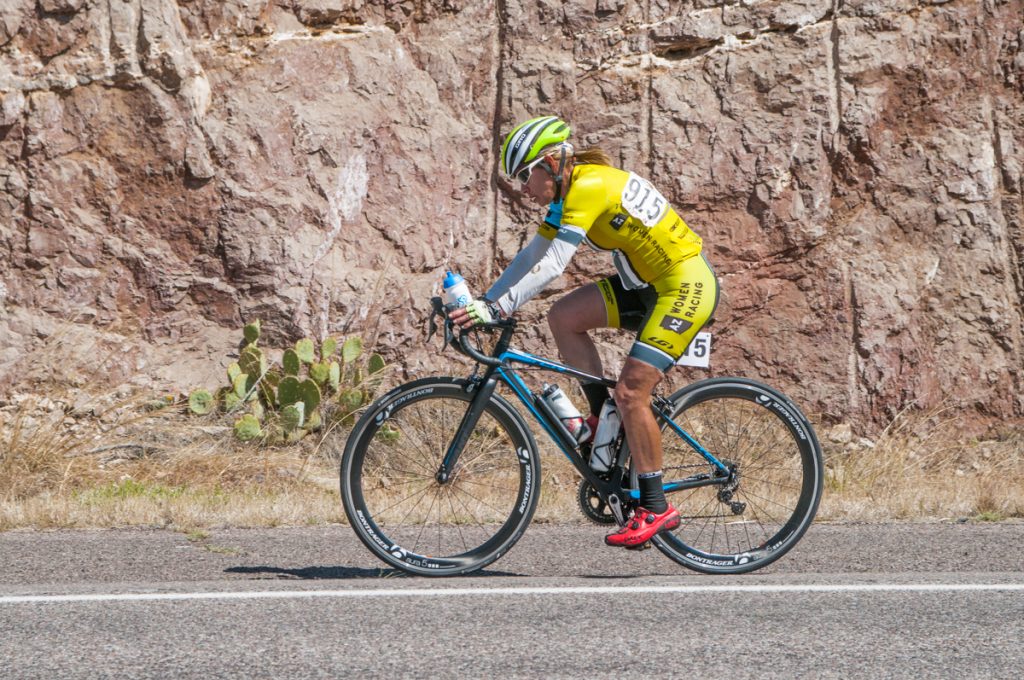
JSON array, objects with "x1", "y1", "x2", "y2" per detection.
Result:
[
  {"x1": 442, "y1": 270, "x2": 472, "y2": 309},
  {"x1": 541, "y1": 384, "x2": 588, "y2": 441},
  {"x1": 589, "y1": 399, "x2": 620, "y2": 472}
]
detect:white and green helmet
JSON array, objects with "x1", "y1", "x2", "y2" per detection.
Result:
[{"x1": 500, "y1": 116, "x2": 571, "y2": 179}]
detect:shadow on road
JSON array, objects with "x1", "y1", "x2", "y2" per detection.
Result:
[
  {"x1": 225, "y1": 565, "x2": 404, "y2": 579},
  {"x1": 224, "y1": 565, "x2": 520, "y2": 579}
]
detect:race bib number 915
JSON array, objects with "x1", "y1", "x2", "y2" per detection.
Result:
[
  {"x1": 676, "y1": 331, "x2": 711, "y2": 368},
  {"x1": 621, "y1": 172, "x2": 669, "y2": 227}
]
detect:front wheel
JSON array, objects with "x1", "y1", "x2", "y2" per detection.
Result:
[
  {"x1": 633, "y1": 378, "x2": 823, "y2": 574},
  {"x1": 340, "y1": 377, "x2": 540, "y2": 576}
]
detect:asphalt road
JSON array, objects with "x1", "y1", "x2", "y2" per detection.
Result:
[{"x1": 1, "y1": 522, "x2": 1022, "y2": 679}]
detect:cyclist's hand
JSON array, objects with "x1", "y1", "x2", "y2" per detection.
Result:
[{"x1": 449, "y1": 299, "x2": 501, "y2": 329}]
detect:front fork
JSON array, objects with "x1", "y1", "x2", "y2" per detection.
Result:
[{"x1": 435, "y1": 374, "x2": 499, "y2": 483}]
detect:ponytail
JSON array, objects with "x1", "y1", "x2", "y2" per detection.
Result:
[{"x1": 573, "y1": 147, "x2": 614, "y2": 167}]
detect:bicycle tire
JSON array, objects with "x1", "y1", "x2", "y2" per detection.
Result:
[
  {"x1": 630, "y1": 377, "x2": 823, "y2": 574},
  {"x1": 340, "y1": 377, "x2": 540, "y2": 576}
]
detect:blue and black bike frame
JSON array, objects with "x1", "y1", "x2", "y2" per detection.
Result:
[{"x1": 429, "y1": 298, "x2": 732, "y2": 525}]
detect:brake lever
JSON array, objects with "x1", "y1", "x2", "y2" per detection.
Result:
[{"x1": 426, "y1": 296, "x2": 456, "y2": 351}]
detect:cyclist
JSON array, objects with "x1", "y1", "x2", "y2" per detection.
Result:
[{"x1": 448, "y1": 115, "x2": 719, "y2": 549}]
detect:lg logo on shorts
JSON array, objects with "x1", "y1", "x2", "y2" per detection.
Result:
[{"x1": 659, "y1": 315, "x2": 692, "y2": 335}]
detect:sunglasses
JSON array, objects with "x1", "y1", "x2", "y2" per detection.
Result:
[{"x1": 515, "y1": 156, "x2": 549, "y2": 184}]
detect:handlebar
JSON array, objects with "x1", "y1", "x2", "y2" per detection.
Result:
[{"x1": 427, "y1": 297, "x2": 516, "y2": 368}]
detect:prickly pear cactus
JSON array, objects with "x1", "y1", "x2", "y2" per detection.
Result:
[
  {"x1": 278, "y1": 376, "x2": 301, "y2": 406},
  {"x1": 260, "y1": 369, "x2": 281, "y2": 406},
  {"x1": 224, "y1": 391, "x2": 243, "y2": 412},
  {"x1": 281, "y1": 403, "x2": 305, "y2": 433},
  {"x1": 232, "y1": 373, "x2": 249, "y2": 399},
  {"x1": 342, "y1": 337, "x2": 363, "y2": 364},
  {"x1": 245, "y1": 373, "x2": 261, "y2": 401},
  {"x1": 243, "y1": 320, "x2": 261, "y2": 345},
  {"x1": 234, "y1": 414, "x2": 263, "y2": 441},
  {"x1": 282, "y1": 349, "x2": 301, "y2": 376},
  {"x1": 309, "y1": 362, "x2": 330, "y2": 386},
  {"x1": 375, "y1": 423, "x2": 401, "y2": 443},
  {"x1": 338, "y1": 387, "x2": 364, "y2": 414},
  {"x1": 295, "y1": 339, "x2": 315, "y2": 364},
  {"x1": 189, "y1": 321, "x2": 390, "y2": 447},
  {"x1": 188, "y1": 389, "x2": 214, "y2": 415},
  {"x1": 368, "y1": 353, "x2": 386, "y2": 375},
  {"x1": 286, "y1": 428, "x2": 309, "y2": 443},
  {"x1": 298, "y1": 379, "x2": 321, "y2": 412},
  {"x1": 239, "y1": 346, "x2": 267, "y2": 379}
]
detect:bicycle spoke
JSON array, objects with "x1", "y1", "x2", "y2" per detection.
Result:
[
  {"x1": 411, "y1": 488, "x2": 441, "y2": 554},
  {"x1": 448, "y1": 483, "x2": 502, "y2": 540},
  {"x1": 442, "y1": 486, "x2": 472, "y2": 553},
  {"x1": 371, "y1": 480, "x2": 435, "y2": 520},
  {"x1": 386, "y1": 415, "x2": 439, "y2": 476},
  {"x1": 387, "y1": 480, "x2": 436, "y2": 529},
  {"x1": 445, "y1": 480, "x2": 514, "y2": 520},
  {"x1": 737, "y1": 486, "x2": 799, "y2": 515}
]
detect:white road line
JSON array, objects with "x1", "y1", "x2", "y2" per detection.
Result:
[{"x1": 1, "y1": 583, "x2": 1023, "y2": 605}]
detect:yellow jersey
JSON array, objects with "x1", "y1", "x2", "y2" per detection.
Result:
[{"x1": 537, "y1": 164, "x2": 703, "y2": 287}]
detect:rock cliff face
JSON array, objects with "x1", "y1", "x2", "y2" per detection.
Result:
[{"x1": 1, "y1": 0, "x2": 1022, "y2": 432}]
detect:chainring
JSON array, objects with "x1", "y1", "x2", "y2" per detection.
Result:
[{"x1": 577, "y1": 480, "x2": 618, "y2": 525}]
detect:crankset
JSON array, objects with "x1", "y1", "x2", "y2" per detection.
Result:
[{"x1": 577, "y1": 480, "x2": 618, "y2": 525}]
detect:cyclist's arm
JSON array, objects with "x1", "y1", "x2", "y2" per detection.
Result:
[
  {"x1": 484, "y1": 233, "x2": 549, "y2": 306},
  {"x1": 485, "y1": 226, "x2": 583, "y2": 316},
  {"x1": 485, "y1": 174, "x2": 606, "y2": 316}
]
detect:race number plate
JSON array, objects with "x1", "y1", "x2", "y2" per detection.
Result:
[
  {"x1": 676, "y1": 331, "x2": 711, "y2": 368},
  {"x1": 620, "y1": 172, "x2": 669, "y2": 227}
]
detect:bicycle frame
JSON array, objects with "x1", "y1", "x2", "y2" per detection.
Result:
[{"x1": 431, "y1": 301, "x2": 732, "y2": 523}]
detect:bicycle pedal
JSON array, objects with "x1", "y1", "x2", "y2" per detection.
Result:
[{"x1": 624, "y1": 541, "x2": 652, "y2": 551}]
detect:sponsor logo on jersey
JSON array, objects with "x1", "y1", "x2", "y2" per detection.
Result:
[{"x1": 659, "y1": 315, "x2": 692, "y2": 335}]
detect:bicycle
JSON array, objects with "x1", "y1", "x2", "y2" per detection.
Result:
[{"x1": 339, "y1": 297, "x2": 823, "y2": 576}]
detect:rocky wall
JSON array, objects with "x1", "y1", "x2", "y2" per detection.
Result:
[{"x1": 1, "y1": 0, "x2": 1022, "y2": 433}]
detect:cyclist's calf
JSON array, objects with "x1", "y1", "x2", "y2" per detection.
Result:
[{"x1": 614, "y1": 357, "x2": 664, "y2": 473}]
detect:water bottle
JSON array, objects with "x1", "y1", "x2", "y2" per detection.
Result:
[
  {"x1": 541, "y1": 384, "x2": 589, "y2": 441},
  {"x1": 442, "y1": 270, "x2": 472, "y2": 310},
  {"x1": 589, "y1": 399, "x2": 620, "y2": 472}
]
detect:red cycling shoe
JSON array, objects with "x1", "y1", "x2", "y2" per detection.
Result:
[{"x1": 605, "y1": 505, "x2": 681, "y2": 548}]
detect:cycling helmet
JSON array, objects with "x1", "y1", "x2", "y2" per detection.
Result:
[{"x1": 500, "y1": 116, "x2": 571, "y2": 180}]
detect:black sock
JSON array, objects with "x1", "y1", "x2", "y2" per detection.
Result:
[
  {"x1": 638, "y1": 471, "x2": 667, "y2": 513},
  {"x1": 580, "y1": 381, "x2": 610, "y2": 417}
]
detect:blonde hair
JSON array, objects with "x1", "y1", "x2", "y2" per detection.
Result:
[{"x1": 573, "y1": 146, "x2": 613, "y2": 167}]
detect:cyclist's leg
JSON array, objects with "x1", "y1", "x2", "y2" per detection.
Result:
[
  {"x1": 621, "y1": 253, "x2": 719, "y2": 472},
  {"x1": 548, "y1": 282, "x2": 606, "y2": 377},
  {"x1": 607, "y1": 256, "x2": 719, "y2": 547},
  {"x1": 550, "y1": 276, "x2": 650, "y2": 416},
  {"x1": 616, "y1": 358, "x2": 665, "y2": 475}
]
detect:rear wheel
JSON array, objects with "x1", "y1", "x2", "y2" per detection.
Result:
[
  {"x1": 340, "y1": 378, "x2": 540, "y2": 576},
  {"x1": 632, "y1": 378, "x2": 823, "y2": 574}
]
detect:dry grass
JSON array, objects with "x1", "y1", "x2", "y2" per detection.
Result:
[
  {"x1": 0, "y1": 389, "x2": 350, "y2": 531},
  {"x1": 2, "y1": 329, "x2": 1022, "y2": 530},
  {"x1": 819, "y1": 407, "x2": 1024, "y2": 521},
  {"x1": 0, "y1": 324, "x2": 348, "y2": 531},
  {"x1": 4, "y1": 389, "x2": 1022, "y2": 530}
]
